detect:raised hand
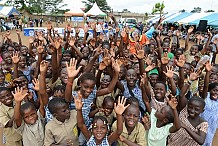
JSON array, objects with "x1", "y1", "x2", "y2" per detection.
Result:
[
  {"x1": 32, "y1": 78, "x2": 39, "y2": 91},
  {"x1": 142, "y1": 114, "x2": 151, "y2": 130},
  {"x1": 69, "y1": 37, "x2": 76, "y2": 47},
  {"x1": 135, "y1": 43, "x2": 144, "y2": 59},
  {"x1": 188, "y1": 26, "x2": 194, "y2": 34},
  {"x1": 112, "y1": 59, "x2": 120, "y2": 72},
  {"x1": 205, "y1": 61, "x2": 212, "y2": 72},
  {"x1": 175, "y1": 54, "x2": 186, "y2": 67},
  {"x1": 40, "y1": 60, "x2": 48, "y2": 73},
  {"x1": 121, "y1": 31, "x2": 126, "y2": 38},
  {"x1": 140, "y1": 73, "x2": 148, "y2": 86},
  {"x1": 65, "y1": 58, "x2": 82, "y2": 79},
  {"x1": 145, "y1": 63, "x2": 156, "y2": 73},
  {"x1": 114, "y1": 96, "x2": 129, "y2": 115},
  {"x1": 75, "y1": 28, "x2": 80, "y2": 34},
  {"x1": 29, "y1": 37, "x2": 34, "y2": 44},
  {"x1": 167, "y1": 95, "x2": 178, "y2": 110},
  {"x1": 189, "y1": 70, "x2": 201, "y2": 81},
  {"x1": 208, "y1": 29, "x2": 212, "y2": 37},
  {"x1": 161, "y1": 52, "x2": 169, "y2": 65},
  {"x1": 116, "y1": 27, "x2": 120, "y2": 33},
  {"x1": 163, "y1": 66, "x2": 174, "y2": 78},
  {"x1": 37, "y1": 45, "x2": 44, "y2": 54},
  {"x1": 11, "y1": 51, "x2": 20, "y2": 64},
  {"x1": 12, "y1": 87, "x2": 28, "y2": 102},
  {"x1": 74, "y1": 91, "x2": 83, "y2": 110}
]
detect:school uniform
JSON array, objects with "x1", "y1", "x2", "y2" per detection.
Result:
[
  {"x1": 44, "y1": 110, "x2": 78, "y2": 146},
  {"x1": 0, "y1": 103, "x2": 22, "y2": 146},
  {"x1": 112, "y1": 121, "x2": 147, "y2": 146},
  {"x1": 14, "y1": 111, "x2": 45, "y2": 146}
]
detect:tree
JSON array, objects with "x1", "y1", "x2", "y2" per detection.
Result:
[
  {"x1": 82, "y1": 0, "x2": 111, "y2": 13},
  {"x1": 205, "y1": 10, "x2": 215, "y2": 13},
  {"x1": 152, "y1": 1, "x2": 165, "y2": 17},
  {"x1": 4, "y1": 0, "x2": 66, "y2": 14}
]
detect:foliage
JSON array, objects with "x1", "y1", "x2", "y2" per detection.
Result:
[
  {"x1": 205, "y1": 10, "x2": 215, "y2": 13},
  {"x1": 151, "y1": 1, "x2": 165, "y2": 16},
  {"x1": 82, "y1": 0, "x2": 111, "y2": 13},
  {"x1": 4, "y1": 0, "x2": 66, "y2": 14}
]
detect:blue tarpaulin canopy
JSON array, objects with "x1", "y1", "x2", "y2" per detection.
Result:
[
  {"x1": 208, "y1": 20, "x2": 218, "y2": 27},
  {"x1": 189, "y1": 13, "x2": 218, "y2": 25},
  {"x1": 167, "y1": 12, "x2": 193, "y2": 23},
  {"x1": 0, "y1": 6, "x2": 20, "y2": 16}
]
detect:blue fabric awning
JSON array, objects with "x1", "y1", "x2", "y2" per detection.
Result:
[
  {"x1": 0, "y1": 6, "x2": 20, "y2": 16},
  {"x1": 167, "y1": 12, "x2": 192, "y2": 23},
  {"x1": 189, "y1": 13, "x2": 218, "y2": 25},
  {"x1": 208, "y1": 20, "x2": 218, "y2": 27}
]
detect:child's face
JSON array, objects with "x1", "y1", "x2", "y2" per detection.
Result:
[
  {"x1": 16, "y1": 76, "x2": 28, "y2": 89},
  {"x1": 20, "y1": 47, "x2": 28, "y2": 56},
  {"x1": 100, "y1": 75, "x2": 111, "y2": 89},
  {"x1": 155, "y1": 106, "x2": 169, "y2": 121},
  {"x1": 162, "y1": 42, "x2": 170, "y2": 52},
  {"x1": 183, "y1": 64, "x2": 191, "y2": 76},
  {"x1": 82, "y1": 47, "x2": 90, "y2": 58},
  {"x1": 149, "y1": 74, "x2": 159, "y2": 87},
  {"x1": 126, "y1": 69, "x2": 137, "y2": 87},
  {"x1": 133, "y1": 63, "x2": 140, "y2": 75},
  {"x1": 60, "y1": 68, "x2": 68, "y2": 84},
  {"x1": 209, "y1": 74, "x2": 217, "y2": 84},
  {"x1": 18, "y1": 57, "x2": 27, "y2": 68},
  {"x1": 62, "y1": 53, "x2": 71, "y2": 62},
  {"x1": 119, "y1": 65, "x2": 126, "y2": 80},
  {"x1": 190, "y1": 46, "x2": 198, "y2": 55},
  {"x1": 92, "y1": 119, "x2": 108, "y2": 142},
  {"x1": 22, "y1": 107, "x2": 38, "y2": 125},
  {"x1": 154, "y1": 83, "x2": 166, "y2": 101},
  {"x1": 0, "y1": 90, "x2": 13, "y2": 106},
  {"x1": 187, "y1": 100, "x2": 204, "y2": 119},
  {"x1": 210, "y1": 86, "x2": 218, "y2": 100},
  {"x1": 54, "y1": 103, "x2": 71, "y2": 122},
  {"x1": 123, "y1": 106, "x2": 139, "y2": 128},
  {"x1": 175, "y1": 50, "x2": 182, "y2": 59},
  {"x1": 80, "y1": 80, "x2": 95, "y2": 98},
  {"x1": 2, "y1": 53, "x2": 12, "y2": 64},
  {"x1": 102, "y1": 101, "x2": 114, "y2": 116}
]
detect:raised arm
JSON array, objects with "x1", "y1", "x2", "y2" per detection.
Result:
[
  {"x1": 74, "y1": 93, "x2": 91, "y2": 140},
  {"x1": 16, "y1": 30, "x2": 22, "y2": 46},
  {"x1": 11, "y1": 51, "x2": 20, "y2": 79},
  {"x1": 108, "y1": 96, "x2": 129, "y2": 144},
  {"x1": 175, "y1": 55, "x2": 186, "y2": 89},
  {"x1": 163, "y1": 66, "x2": 177, "y2": 96},
  {"x1": 13, "y1": 87, "x2": 28, "y2": 127},
  {"x1": 96, "y1": 59, "x2": 120, "y2": 96},
  {"x1": 168, "y1": 97, "x2": 181, "y2": 133},
  {"x1": 201, "y1": 30, "x2": 212, "y2": 55},
  {"x1": 39, "y1": 60, "x2": 49, "y2": 106},
  {"x1": 202, "y1": 62, "x2": 212, "y2": 99},
  {"x1": 184, "y1": 26, "x2": 194, "y2": 52},
  {"x1": 65, "y1": 58, "x2": 81, "y2": 102}
]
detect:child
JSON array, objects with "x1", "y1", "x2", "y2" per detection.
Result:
[
  {"x1": 0, "y1": 87, "x2": 22, "y2": 146},
  {"x1": 13, "y1": 85, "x2": 45, "y2": 146},
  {"x1": 44, "y1": 98, "x2": 78, "y2": 146},
  {"x1": 89, "y1": 96, "x2": 116, "y2": 126},
  {"x1": 75, "y1": 95, "x2": 129, "y2": 145},
  {"x1": 111, "y1": 102, "x2": 147, "y2": 145},
  {"x1": 200, "y1": 62, "x2": 218, "y2": 146},
  {"x1": 168, "y1": 72, "x2": 208, "y2": 146}
]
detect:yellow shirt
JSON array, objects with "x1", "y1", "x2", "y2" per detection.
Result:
[
  {"x1": 44, "y1": 110, "x2": 78, "y2": 146},
  {"x1": 112, "y1": 121, "x2": 147, "y2": 146},
  {"x1": 0, "y1": 103, "x2": 22, "y2": 146}
]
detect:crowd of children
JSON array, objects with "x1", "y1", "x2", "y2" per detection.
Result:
[{"x1": 0, "y1": 15, "x2": 218, "y2": 146}]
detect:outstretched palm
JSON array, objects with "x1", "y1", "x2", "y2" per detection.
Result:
[
  {"x1": 12, "y1": 87, "x2": 28, "y2": 102},
  {"x1": 163, "y1": 66, "x2": 174, "y2": 78},
  {"x1": 114, "y1": 96, "x2": 129, "y2": 115},
  {"x1": 74, "y1": 92, "x2": 83, "y2": 110},
  {"x1": 11, "y1": 52, "x2": 20, "y2": 64},
  {"x1": 66, "y1": 58, "x2": 81, "y2": 79}
]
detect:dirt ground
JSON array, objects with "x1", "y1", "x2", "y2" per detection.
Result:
[{"x1": 0, "y1": 23, "x2": 218, "y2": 145}]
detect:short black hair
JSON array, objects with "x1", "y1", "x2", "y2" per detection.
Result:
[
  {"x1": 48, "y1": 98, "x2": 67, "y2": 115},
  {"x1": 53, "y1": 85, "x2": 66, "y2": 93},
  {"x1": 0, "y1": 87, "x2": 10, "y2": 95},
  {"x1": 126, "y1": 97, "x2": 139, "y2": 107},
  {"x1": 208, "y1": 83, "x2": 218, "y2": 92},
  {"x1": 20, "y1": 102, "x2": 36, "y2": 116},
  {"x1": 103, "y1": 96, "x2": 114, "y2": 105},
  {"x1": 165, "y1": 106, "x2": 174, "y2": 123},
  {"x1": 154, "y1": 81, "x2": 167, "y2": 91},
  {"x1": 79, "y1": 72, "x2": 96, "y2": 83},
  {"x1": 189, "y1": 96, "x2": 206, "y2": 109}
]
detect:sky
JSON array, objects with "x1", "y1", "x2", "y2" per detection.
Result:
[{"x1": 62, "y1": 0, "x2": 218, "y2": 13}]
